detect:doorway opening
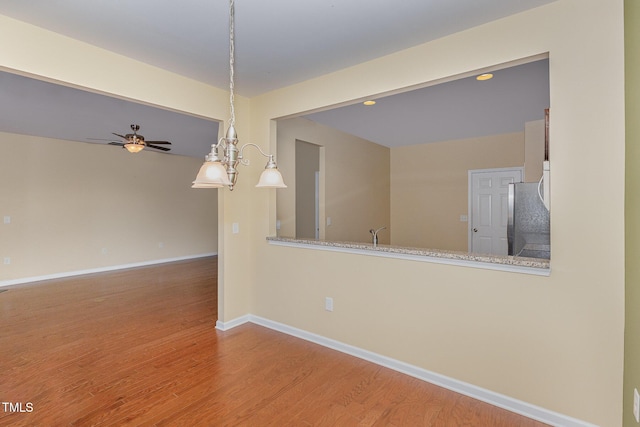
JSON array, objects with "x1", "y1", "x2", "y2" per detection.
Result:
[{"x1": 295, "y1": 140, "x2": 320, "y2": 239}]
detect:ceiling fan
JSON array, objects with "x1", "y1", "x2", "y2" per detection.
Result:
[{"x1": 107, "y1": 124, "x2": 172, "y2": 153}]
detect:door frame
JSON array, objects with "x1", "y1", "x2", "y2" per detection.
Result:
[
  {"x1": 468, "y1": 167, "x2": 523, "y2": 253},
  {"x1": 314, "y1": 171, "x2": 320, "y2": 239}
]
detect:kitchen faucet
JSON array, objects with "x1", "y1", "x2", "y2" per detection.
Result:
[{"x1": 369, "y1": 226, "x2": 386, "y2": 247}]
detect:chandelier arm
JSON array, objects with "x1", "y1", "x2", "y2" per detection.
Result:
[
  {"x1": 211, "y1": 137, "x2": 227, "y2": 150},
  {"x1": 204, "y1": 137, "x2": 228, "y2": 162},
  {"x1": 238, "y1": 142, "x2": 272, "y2": 161}
]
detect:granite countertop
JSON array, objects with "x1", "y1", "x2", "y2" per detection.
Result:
[{"x1": 266, "y1": 236, "x2": 550, "y2": 271}]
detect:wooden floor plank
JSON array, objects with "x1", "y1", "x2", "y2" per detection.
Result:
[{"x1": 0, "y1": 257, "x2": 549, "y2": 426}]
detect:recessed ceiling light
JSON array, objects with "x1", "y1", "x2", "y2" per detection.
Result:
[
  {"x1": 363, "y1": 100, "x2": 376, "y2": 106},
  {"x1": 476, "y1": 73, "x2": 494, "y2": 81}
]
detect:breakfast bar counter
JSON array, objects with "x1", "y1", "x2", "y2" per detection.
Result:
[{"x1": 267, "y1": 236, "x2": 550, "y2": 276}]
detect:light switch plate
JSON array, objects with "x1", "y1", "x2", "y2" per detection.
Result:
[{"x1": 325, "y1": 297, "x2": 334, "y2": 312}]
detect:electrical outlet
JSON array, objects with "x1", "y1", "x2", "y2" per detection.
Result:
[
  {"x1": 3, "y1": 257, "x2": 10, "y2": 265},
  {"x1": 232, "y1": 223, "x2": 240, "y2": 234},
  {"x1": 325, "y1": 297, "x2": 334, "y2": 312},
  {"x1": 634, "y1": 388, "x2": 639, "y2": 423},
  {"x1": 158, "y1": 242, "x2": 164, "y2": 248},
  {"x1": 3, "y1": 216, "x2": 10, "y2": 224}
]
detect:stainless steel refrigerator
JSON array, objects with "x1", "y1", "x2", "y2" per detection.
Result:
[{"x1": 507, "y1": 182, "x2": 550, "y2": 259}]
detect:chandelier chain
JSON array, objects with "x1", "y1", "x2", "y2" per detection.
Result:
[
  {"x1": 228, "y1": 0, "x2": 236, "y2": 128},
  {"x1": 192, "y1": 0, "x2": 285, "y2": 189}
]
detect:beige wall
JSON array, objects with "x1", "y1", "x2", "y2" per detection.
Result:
[
  {"x1": 252, "y1": 2, "x2": 625, "y2": 425},
  {"x1": 391, "y1": 132, "x2": 524, "y2": 251},
  {"x1": 625, "y1": 1, "x2": 640, "y2": 425},
  {"x1": 277, "y1": 117, "x2": 390, "y2": 244},
  {"x1": 0, "y1": 132, "x2": 217, "y2": 281},
  {"x1": 0, "y1": 1, "x2": 627, "y2": 425},
  {"x1": 0, "y1": 13, "x2": 252, "y2": 322},
  {"x1": 279, "y1": 123, "x2": 533, "y2": 252},
  {"x1": 525, "y1": 119, "x2": 546, "y2": 182}
]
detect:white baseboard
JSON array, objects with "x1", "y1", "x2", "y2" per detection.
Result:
[
  {"x1": 217, "y1": 314, "x2": 597, "y2": 427},
  {"x1": 0, "y1": 253, "x2": 217, "y2": 288},
  {"x1": 215, "y1": 315, "x2": 251, "y2": 331}
]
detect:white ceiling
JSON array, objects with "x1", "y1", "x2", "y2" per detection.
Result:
[
  {"x1": 0, "y1": 0, "x2": 554, "y2": 157},
  {"x1": 0, "y1": 71, "x2": 220, "y2": 158},
  {"x1": 304, "y1": 58, "x2": 549, "y2": 148}
]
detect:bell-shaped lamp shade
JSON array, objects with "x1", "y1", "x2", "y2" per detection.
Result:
[
  {"x1": 192, "y1": 161, "x2": 232, "y2": 188},
  {"x1": 124, "y1": 142, "x2": 144, "y2": 153},
  {"x1": 256, "y1": 167, "x2": 287, "y2": 188}
]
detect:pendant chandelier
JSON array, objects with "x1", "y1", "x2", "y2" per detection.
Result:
[{"x1": 192, "y1": 0, "x2": 286, "y2": 190}]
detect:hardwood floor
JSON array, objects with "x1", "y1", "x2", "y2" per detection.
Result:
[{"x1": 0, "y1": 257, "x2": 548, "y2": 426}]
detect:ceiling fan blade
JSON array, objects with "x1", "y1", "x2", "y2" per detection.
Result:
[
  {"x1": 147, "y1": 144, "x2": 171, "y2": 152},
  {"x1": 145, "y1": 140, "x2": 172, "y2": 145},
  {"x1": 86, "y1": 137, "x2": 114, "y2": 141},
  {"x1": 108, "y1": 141, "x2": 125, "y2": 147},
  {"x1": 112, "y1": 132, "x2": 128, "y2": 140}
]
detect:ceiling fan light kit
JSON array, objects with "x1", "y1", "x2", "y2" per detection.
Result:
[
  {"x1": 192, "y1": 0, "x2": 286, "y2": 191},
  {"x1": 111, "y1": 124, "x2": 173, "y2": 153},
  {"x1": 124, "y1": 141, "x2": 145, "y2": 153}
]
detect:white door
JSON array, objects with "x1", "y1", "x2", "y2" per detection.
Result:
[{"x1": 469, "y1": 168, "x2": 523, "y2": 255}]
